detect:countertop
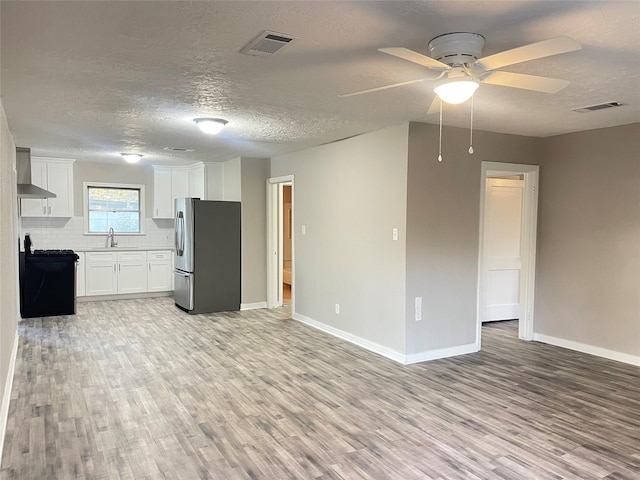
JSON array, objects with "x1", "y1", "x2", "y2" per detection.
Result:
[{"x1": 77, "y1": 247, "x2": 174, "y2": 252}]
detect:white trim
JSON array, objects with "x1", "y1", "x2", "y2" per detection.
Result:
[
  {"x1": 292, "y1": 313, "x2": 406, "y2": 364},
  {"x1": 0, "y1": 332, "x2": 19, "y2": 463},
  {"x1": 77, "y1": 291, "x2": 172, "y2": 302},
  {"x1": 534, "y1": 334, "x2": 640, "y2": 367},
  {"x1": 241, "y1": 301, "x2": 268, "y2": 311},
  {"x1": 404, "y1": 343, "x2": 479, "y2": 364},
  {"x1": 266, "y1": 175, "x2": 294, "y2": 311},
  {"x1": 477, "y1": 162, "x2": 539, "y2": 349}
]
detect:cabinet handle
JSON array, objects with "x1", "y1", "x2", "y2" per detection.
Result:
[
  {"x1": 48, "y1": 206, "x2": 51, "y2": 215},
  {"x1": 43, "y1": 204, "x2": 46, "y2": 215}
]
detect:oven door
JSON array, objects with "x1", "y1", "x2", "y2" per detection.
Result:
[{"x1": 174, "y1": 269, "x2": 194, "y2": 311}]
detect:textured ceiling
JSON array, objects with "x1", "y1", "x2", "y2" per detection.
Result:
[{"x1": 1, "y1": 1, "x2": 639, "y2": 165}]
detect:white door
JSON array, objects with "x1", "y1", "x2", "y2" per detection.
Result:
[
  {"x1": 482, "y1": 177, "x2": 524, "y2": 322},
  {"x1": 20, "y1": 160, "x2": 47, "y2": 217},
  {"x1": 46, "y1": 162, "x2": 73, "y2": 217}
]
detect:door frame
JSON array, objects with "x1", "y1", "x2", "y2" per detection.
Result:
[
  {"x1": 477, "y1": 162, "x2": 539, "y2": 346},
  {"x1": 266, "y1": 175, "x2": 294, "y2": 309}
]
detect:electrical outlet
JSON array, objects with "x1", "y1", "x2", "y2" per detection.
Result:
[
  {"x1": 415, "y1": 297, "x2": 422, "y2": 321},
  {"x1": 301, "y1": 225, "x2": 307, "y2": 235},
  {"x1": 335, "y1": 303, "x2": 340, "y2": 315}
]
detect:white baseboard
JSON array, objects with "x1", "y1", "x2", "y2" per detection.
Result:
[
  {"x1": 241, "y1": 301, "x2": 268, "y2": 311},
  {"x1": 0, "y1": 331, "x2": 19, "y2": 465},
  {"x1": 404, "y1": 342, "x2": 479, "y2": 364},
  {"x1": 292, "y1": 313, "x2": 477, "y2": 365},
  {"x1": 78, "y1": 291, "x2": 173, "y2": 302},
  {"x1": 292, "y1": 312, "x2": 406, "y2": 364},
  {"x1": 534, "y1": 333, "x2": 640, "y2": 366}
]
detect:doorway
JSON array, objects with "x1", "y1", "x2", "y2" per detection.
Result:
[
  {"x1": 477, "y1": 162, "x2": 539, "y2": 347},
  {"x1": 267, "y1": 175, "x2": 294, "y2": 309}
]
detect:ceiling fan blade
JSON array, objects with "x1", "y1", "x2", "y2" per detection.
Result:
[
  {"x1": 478, "y1": 36, "x2": 581, "y2": 70},
  {"x1": 482, "y1": 71, "x2": 570, "y2": 93},
  {"x1": 338, "y1": 78, "x2": 427, "y2": 97},
  {"x1": 379, "y1": 47, "x2": 450, "y2": 70}
]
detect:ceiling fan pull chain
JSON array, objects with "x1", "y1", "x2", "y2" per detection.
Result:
[
  {"x1": 469, "y1": 95, "x2": 474, "y2": 155},
  {"x1": 438, "y1": 97, "x2": 443, "y2": 162}
]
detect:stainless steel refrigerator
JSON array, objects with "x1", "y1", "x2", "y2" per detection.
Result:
[{"x1": 174, "y1": 198, "x2": 241, "y2": 314}]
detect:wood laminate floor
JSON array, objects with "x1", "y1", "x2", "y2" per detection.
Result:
[{"x1": 1, "y1": 298, "x2": 639, "y2": 479}]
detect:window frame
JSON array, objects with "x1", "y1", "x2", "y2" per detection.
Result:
[{"x1": 83, "y1": 182, "x2": 146, "y2": 235}]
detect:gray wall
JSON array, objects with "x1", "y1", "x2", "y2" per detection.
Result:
[
  {"x1": 240, "y1": 157, "x2": 270, "y2": 305},
  {"x1": 73, "y1": 162, "x2": 154, "y2": 217},
  {"x1": 405, "y1": 122, "x2": 542, "y2": 354},
  {"x1": 0, "y1": 100, "x2": 19, "y2": 441},
  {"x1": 271, "y1": 124, "x2": 409, "y2": 354},
  {"x1": 223, "y1": 158, "x2": 241, "y2": 202},
  {"x1": 536, "y1": 124, "x2": 640, "y2": 356}
]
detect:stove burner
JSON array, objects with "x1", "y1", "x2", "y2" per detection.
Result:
[{"x1": 32, "y1": 249, "x2": 77, "y2": 256}]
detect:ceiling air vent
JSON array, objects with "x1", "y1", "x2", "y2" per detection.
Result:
[
  {"x1": 572, "y1": 101, "x2": 623, "y2": 113},
  {"x1": 239, "y1": 30, "x2": 294, "y2": 56}
]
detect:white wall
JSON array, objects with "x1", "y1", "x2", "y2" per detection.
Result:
[
  {"x1": 271, "y1": 124, "x2": 409, "y2": 355},
  {"x1": 223, "y1": 157, "x2": 241, "y2": 201},
  {"x1": 536, "y1": 123, "x2": 640, "y2": 360},
  {"x1": 240, "y1": 158, "x2": 270, "y2": 305},
  {"x1": 405, "y1": 123, "x2": 542, "y2": 357},
  {"x1": 0, "y1": 99, "x2": 19, "y2": 458}
]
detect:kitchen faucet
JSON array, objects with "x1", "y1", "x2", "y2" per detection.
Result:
[{"x1": 107, "y1": 227, "x2": 118, "y2": 248}]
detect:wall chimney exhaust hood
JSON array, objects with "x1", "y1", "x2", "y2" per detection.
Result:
[{"x1": 16, "y1": 147, "x2": 57, "y2": 199}]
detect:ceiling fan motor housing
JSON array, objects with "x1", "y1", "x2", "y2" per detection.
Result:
[{"x1": 428, "y1": 32, "x2": 485, "y2": 66}]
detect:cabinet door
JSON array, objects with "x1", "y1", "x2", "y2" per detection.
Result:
[
  {"x1": 46, "y1": 162, "x2": 74, "y2": 217},
  {"x1": 76, "y1": 252, "x2": 86, "y2": 297},
  {"x1": 189, "y1": 164, "x2": 205, "y2": 200},
  {"x1": 148, "y1": 260, "x2": 172, "y2": 292},
  {"x1": 20, "y1": 160, "x2": 47, "y2": 217},
  {"x1": 118, "y1": 261, "x2": 148, "y2": 294},
  {"x1": 206, "y1": 163, "x2": 225, "y2": 200},
  {"x1": 171, "y1": 169, "x2": 189, "y2": 217},
  {"x1": 153, "y1": 168, "x2": 173, "y2": 219},
  {"x1": 85, "y1": 262, "x2": 117, "y2": 296}
]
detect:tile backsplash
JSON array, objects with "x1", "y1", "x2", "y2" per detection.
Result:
[{"x1": 20, "y1": 216, "x2": 174, "y2": 251}]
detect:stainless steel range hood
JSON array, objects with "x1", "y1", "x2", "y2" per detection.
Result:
[{"x1": 16, "y1": 147, "x2": 56, "y2": 199}]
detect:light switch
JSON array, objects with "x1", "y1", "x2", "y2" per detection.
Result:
[
  {"x1": 392, "y1": 228, "x2": 399, "y2": 241},
  {"x1": 301, "y1": 225, "x2": 306, "y2": 235}
]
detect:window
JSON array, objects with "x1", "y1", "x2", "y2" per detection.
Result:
[{"x1": 83, "y1": 182, "x2": 145, "y2": 234}]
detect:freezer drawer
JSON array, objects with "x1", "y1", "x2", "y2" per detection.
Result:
[{"x1": 174, "y1": 270, "x2": 194, "y2": 311}]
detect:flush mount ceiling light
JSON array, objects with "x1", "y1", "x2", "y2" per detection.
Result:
[
  {"x1": 433, "y1": 77, "x2": 480, "y2": 104},
  {"x1": 121, "y1": 153, "x2": 143, "y2": 164},
  {"x1": 194, "y1": 118, "x2": 228, "y2": 135}
]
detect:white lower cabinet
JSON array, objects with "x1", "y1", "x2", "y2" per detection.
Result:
[
  {"x1": 84, "y1": 250, "x2": 171, "y2": 297},
  {"x1": 147, "y1": 251, "x2": 172, "y2": 292},
  {"x1": 85, "y1": 252, "x2": 118, "y2": 296},
  {"x1": 117, "y1": 251, "x2": 148, "y2": 294},
  {"x1": 76, "y1": 252, "x2": 85, "y2": 297}
]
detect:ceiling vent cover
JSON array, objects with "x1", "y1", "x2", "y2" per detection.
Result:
[
  {"x1": 572, "y1": 101, "x2": 623, "y2": 113},
  {"x1": 239, "y1": 30, "x2": 294, "y2": 56}
]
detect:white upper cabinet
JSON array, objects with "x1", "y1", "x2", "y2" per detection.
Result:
[
  {"x1": 21, "y1": 158, "x2": 75, "y2": 217},
  {"x1": 152, "y1": 167, "x2": 173, "y2": 219},
  {"x1": 152, "y1": 162, "x2": 225, "y2": 219},
  {"x1": 189, "y1": 164, "x2": 205, "y2": 200}
]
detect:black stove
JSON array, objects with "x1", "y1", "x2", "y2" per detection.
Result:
[{"x1": 20, "y1": 247, "x2": 79, "y2": 318}]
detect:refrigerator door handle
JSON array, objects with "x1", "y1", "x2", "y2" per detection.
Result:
[{"x1": 175, "y1": 211, "x2": 184, "y2": 256}]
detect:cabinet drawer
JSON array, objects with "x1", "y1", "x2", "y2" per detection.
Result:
[
  {"x1": 117, "y1": 251, "x2": 147, "y2": 262},
  {"x1": 147, "y1": 250, "x2": 171, "y2": 261},
  {"x1": 86, "y1": 251, "x2": 117, "y2": 263}
]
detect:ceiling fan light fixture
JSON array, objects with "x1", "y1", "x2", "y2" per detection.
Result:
[
  {"x1": 194, "y1": 118, "x2": 228, "y2": 135},
  {"x1": 434, "y1": 78, "x2": 479, "y2": 104},
  {"x1": 121, "y1": 153, "x2": 143, "y2": 164}
]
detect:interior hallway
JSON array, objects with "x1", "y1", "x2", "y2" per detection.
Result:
[{"x1": 1, "y1": 298, "x2": 638, "y2": 479}]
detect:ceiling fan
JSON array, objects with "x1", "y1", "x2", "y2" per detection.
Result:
[{"x1": 340, "y1": 33, "x2": 581, "y2": 113}]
